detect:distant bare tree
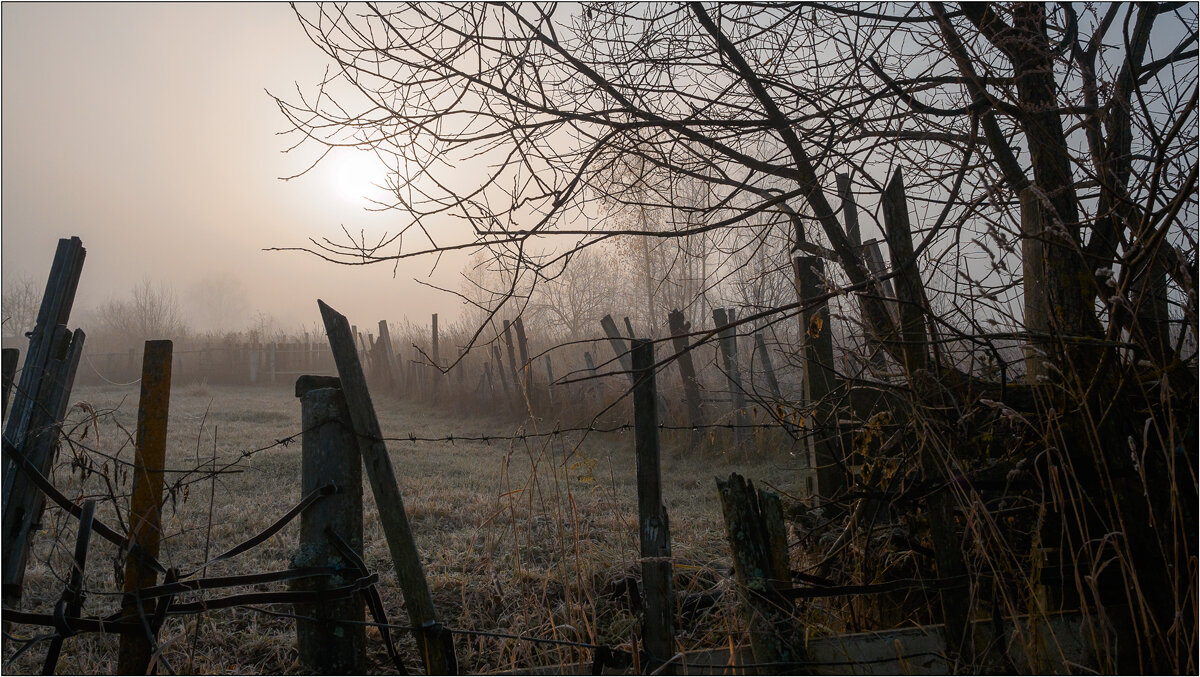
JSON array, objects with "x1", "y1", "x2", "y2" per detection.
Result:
[
  {"x1": 2, "y1": 273, "x2": 40, "y2": 340},
  {"x1": 92, "y1": 279, "x2": 186, "y2": 349}
]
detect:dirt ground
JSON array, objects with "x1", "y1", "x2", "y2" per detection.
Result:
[{"x1": 5, "y1": 381, "x2": 812, "y2": 674}]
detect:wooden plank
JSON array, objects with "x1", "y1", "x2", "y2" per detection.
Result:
[
  {"x1": 632, "y1": 339, "x2": 675, "y2": 670},
  {"x1": 667, "y1": 310, "x2": 703, "y2": 437},
  {"x1": 318, "y1": 300, "x2": 457, "y2": 674},
  {"x1": 513, "y1": 316, "x2": 532, "y2": 400},
  {"x1": 118, "y1": 340, "x2": 173, "y2": 675},
  {"x1": 502, "y1": 320, "x2": 521, "y2": 397},
  {"x1": 753, "y1": 333, "x2": 782, "y2": 400},
  {"x1": 294, "y1": 378, "x2": 366, "y2": 673}
]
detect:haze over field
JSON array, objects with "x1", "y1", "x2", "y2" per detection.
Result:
[{"x1": 1, "y1": 3, "x2": 468, "y2": 333}]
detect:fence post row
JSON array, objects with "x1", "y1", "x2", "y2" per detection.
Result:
[
  {"x1": 318, "y1": 300, "x2": 458, "y2": 675},
  {"x1": 631, "y1": 338, "x2": 676, "y2": 671},
  {"x1": 293, "y1": 375, "x2": 366, "y2": 674},
  {"x1": 117, "y1": 340, "x2": 173, "y2": 675},
  {"x1": 1, "y1": 236, "x2": 86, "y2": 609}
]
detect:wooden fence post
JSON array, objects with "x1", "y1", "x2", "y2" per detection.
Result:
[
  {"x1": 513, "y1": 317, "x2": 532, "y2": 403},
  {"x1": 632, "y1": 339, "x2": 675, "y2": 670},
  {"x1": 293, "y1": 375, "x2": 366, "y2": 674},
  {"x1": 793, "y1": 255, "x2": 844, "y2": 502},
  {"x1": 117, "y1": 340, "x2": 172, "y2": 675},
  {"x1": 491, "y1": 344, "x2": 511, "y2": 402},
  {"x1": 377, "y1": 320, "x2": 399, "y2": 393},
  {"x1": 753, "y1": 333, "x2": 782, "y2": 401},
  {"x1": 1, "y1": 328, "x2": 84, "y2": 606},
  {"x1": 2, "y1": 237, "x2": 86, "y2": 607},
  {"x1": 431, "y1": 313, "x2": 441, "y2": 397},
  {"x1": 716, "y1": 472, "x2": 800, "y2": 669},
  {"x1": 600, "y1": 314, "x2": 633, "y2": 378},
  {"x1": 712, "y1": 308, "x2": 749, "y2": 447},
  {"x1": 502, "y1": 320, "x2": 521, "y2": 398},
  {"x1": 2, "y1": 348, "x2": 17, "y2": 419},
  {"x1": 666, "y1": 310, "x2": 703, "y2": 439},
  {"x1": 318, "y1": 300, "x2": 457, "y2": 675}
]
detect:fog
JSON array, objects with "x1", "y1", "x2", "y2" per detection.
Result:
[{"x1": 1, "y1": 3, "x2": 467, "y2": 336}]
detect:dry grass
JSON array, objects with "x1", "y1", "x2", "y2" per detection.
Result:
[{"x1": 4, "y1": 383, "x2": 810, "y2": 674}]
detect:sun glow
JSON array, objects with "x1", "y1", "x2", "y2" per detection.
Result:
[{"x1": 329, "y1": 150, "x2": 390, "y2": 206}]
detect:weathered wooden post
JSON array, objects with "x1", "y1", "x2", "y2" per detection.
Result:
[
  {"x1": 632, "y1": 339, "x2": 675, "y2": 670},
  {"x1": 513, "y1": 316, "x2": 532, "y2": 402},
  {"x1": 793, "y1": 255, "x2": 843, "y2": 501},
  {"x1": 666, "y1": 310, "x2": 703, "y2": 438},
  {"x1": 600, "y1": 314, "x2": 633, "y2": 378},
  {"x1": 502, "y1": 320, "x2": 521, "y2": 397},
  {"x1": 491, "y1": 344, "x2": 511, "y2": 402},
  {"x1": 2, "y1": 348, "x2": 18, "y2": 419},
  {"x1": 431, "y1": 313, "x2": 442, "y2": 397},
  {"x1": 716, "y1": 472, "x2": 800, "y2": 669},
  {"x1": 543, "y1": 355, "x2": 554, "y2": 407},
  {"x1": 118, "y1": 340, "x2": 172, "y2": 675},
  {"x1": 753, "y1": 333, "x2": 782, "y2": 401},
  {"x1": 2, "y1": 236, "x2": 86, "y2": 607},
  {"x1": 293, "y1": 375, "x2": 366, "y2": 674},
  {"x1": 377, "y1": 320, "x2": 399, "y2": 393},
  {"x1": 712, "y1": 308, "x2": 749, "y2": 447},
  {"x1": 318, "y1": 300, "x2": 457, "y2": 674}
]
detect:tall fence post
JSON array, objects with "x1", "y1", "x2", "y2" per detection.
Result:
[
  {"x1": 666, "y1": 310, "x2": 703, "y2": 441},
  {"x1": 117, "y1": 340, "x2": 172, "y2": 675},
  {"x1": 293, "y1": 375, "x2": 366, "y2": 674},
  {"x1": 716, "y1": 472, "x2": 800, "y2": 669},
  {"x1": 318, "y1": 300, "x2": 457, "y2": 675},
  {"x1": 632, "y1": 339, "x2": 675, "y2": 670},
  {"x1": 502, "y1": 320, "x2": 521, "y2": 401},
  {"x1": 513, "y1": 316, "x2": 532, "y2": 404},
  {"x1": 793, "y1": 255, "x2": 844, "y2": 501},
  {"x1": 712, "y1": 308, "x2": 749, "y2": 448}
]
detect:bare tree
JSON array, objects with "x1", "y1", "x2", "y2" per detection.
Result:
[
  {"x1": 277, "y1": 3, "x2": 1197, "y2": 670},
  {"x1": 2, "y1": 272, "x2": 40, "y2": 340}
]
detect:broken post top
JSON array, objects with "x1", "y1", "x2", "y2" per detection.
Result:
[{"x1": 296, "y1": 375, "x2": 342, "y2": 398}]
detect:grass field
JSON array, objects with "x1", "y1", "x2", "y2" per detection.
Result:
[{"x1": 5, "y1": 381, "x2": 812, "y2": 674}]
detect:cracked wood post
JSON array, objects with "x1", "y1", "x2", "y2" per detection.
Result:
[
  {"x1": 712, "y1": 308, "x2": 749, "y2": 448},
  {"x1": 2, "y1": 237, "x2": 86, "y2": 608},
  {"x1": 117, "y1": 340, "x2": 172, "y2": 675},
  {"x1": 600, "y1": 314, "x2": 633, "y2": 379},
  {"x1": 1, "y1": 327, "x2": 84, "y2": 606},
  {"x1": 294, "y1": 375, "x2": 365, "y2": 674},
  {"x1": 2, "y1": 236, "x2": 84, "y2": 500},
  {"x1": 319, "y1": 300, "x2": 457, "y2": 675},
  {"x1": 716, "y1": 473, "x2": 799, "y2": 669},
  {"x1": 793, "y1": 255, "x2": 844, "y2": 503},
  {"x1": 667, "y1": 310, "x2": 703, "y2": 443},
  {"x1": 632, "y1": 339, "x2": 675, "y2": 671},
  {"x1": 2, "y1": 348, "x2": 17, "y2": 419}
]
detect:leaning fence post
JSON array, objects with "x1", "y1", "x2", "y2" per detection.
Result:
[
  {"x1": 712, "y1": 308, "x2": 749, "y2": 448},
  {"x1": 293, "y1": 375, "x2": 366, "y2": 674},
  {"x1": 513, "y1": 316, "x2": 532, "y2": 403},
  {"x1": 117, "y1": 340, "x2": 172, "y2": 675},
  {"x1": 666, "y1": 310, "x2": 703, "y2": 440},
  {"x1": 793, "y1": 255, "x2": 844, "y2": 501},
  {"x1": 600, "y1": 314, "x2": 633, "y2": 378},
  {"x1": 632, "y1": 339, "x2": 676, "y2": 670},
  {"x1": 716, "y1": 472, "x2": 800, "y2": 669},
  {"x1": 318, "y1": 300, "x2": 458, "y2": 675},
  {"x1": 502, "y1": 320, "x2": 521, "y2": 401}
]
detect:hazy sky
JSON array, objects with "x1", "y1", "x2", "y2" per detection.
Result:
[{"x1": 2, "y1": 3, "x2": 469, "y2": 334}]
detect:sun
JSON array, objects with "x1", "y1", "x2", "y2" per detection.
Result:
[{"x1": 328, "y1": 149, "x2": 390, "y2": 206}]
